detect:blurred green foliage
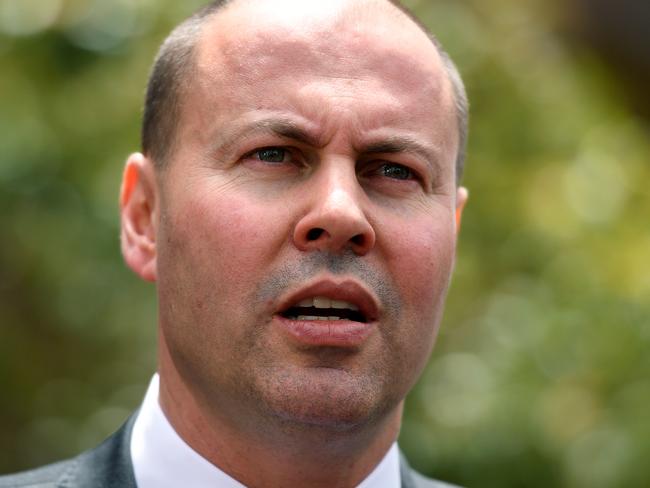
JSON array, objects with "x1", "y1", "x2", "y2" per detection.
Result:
[{"x1": 1, "y1": 0, "x2": 649, "y2": 487}]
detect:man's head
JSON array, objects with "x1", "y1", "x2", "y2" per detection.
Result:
[
  {"x1": 120, "y1": 0, "x2": 468, "y2": 448},
  {"x1": 141, "y1": 0, "x2": 469, "y2": 184}
]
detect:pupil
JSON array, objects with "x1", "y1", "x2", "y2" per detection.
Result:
[
  {"x1": 258, "y1": 148, "x2": 285, "y2": 163},
  {"x1": 383, "y1": 164, "x2": 410, "y2": 180}
]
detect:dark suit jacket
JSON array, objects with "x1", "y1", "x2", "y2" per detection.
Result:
[{"x1": 0, "y1": 415, "x2": 459, "y2": 488}]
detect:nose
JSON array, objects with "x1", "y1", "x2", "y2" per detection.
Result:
[{"x1": 293, "y1": 165, "x2": 376, "y2": 256}]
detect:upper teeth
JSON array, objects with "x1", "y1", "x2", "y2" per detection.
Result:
[{"x1": 297, "y1": 296, "x2": 359, "y2": 311}]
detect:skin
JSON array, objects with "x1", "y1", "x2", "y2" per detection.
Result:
[{"x1": 120, "y1": 0, "x2": 468, "y2": 486}]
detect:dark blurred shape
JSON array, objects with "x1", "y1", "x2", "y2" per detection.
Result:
[{"x1": 570, "y1": 0, "x2": 650, "y2": 120}]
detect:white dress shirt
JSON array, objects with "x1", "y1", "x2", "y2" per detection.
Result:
[{"x1": 131, "y1": 374, "x2": 401, "y2": 488}]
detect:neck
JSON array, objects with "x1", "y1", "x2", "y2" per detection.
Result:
[{"x1": 157, "y1": 349, "x2": 402, "y2": 488}]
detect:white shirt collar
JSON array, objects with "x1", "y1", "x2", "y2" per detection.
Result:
[{"x1": 130, "y1": 374, "x2": 401, "y2": 488}]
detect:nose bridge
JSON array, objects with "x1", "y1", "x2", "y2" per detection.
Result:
[
  {"x1": 317, "y1": 158, "x2": 361, "y2": 214},
  {"x1": 293, "y1": 155, "x2": 375, "y2": 255}
]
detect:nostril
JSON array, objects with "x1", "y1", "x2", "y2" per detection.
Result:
[
  {"x1": 307, "y1": 228, "x2": 324, "y2": 241},
  {"x1": 351, "y1": 234, "x2": 365, "y2": 246}
]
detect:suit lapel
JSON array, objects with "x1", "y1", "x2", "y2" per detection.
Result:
[{"x1": 57, "y1": 413, "x2": 138, "y2": 488}]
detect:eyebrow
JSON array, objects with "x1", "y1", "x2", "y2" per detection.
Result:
[
  {"x1": 213, "y1": 117, "x2": 322, "y2": 157},
  {"x1": 358, "y1": 136, "x2": 442, "y2": 177},
  {"x1": 212, "y1": 117, "x2": 441, "y2": 173}
]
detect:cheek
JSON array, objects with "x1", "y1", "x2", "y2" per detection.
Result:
[
  {"x1": 379, "y1": 214, "x2": 457, "y2": 384},
  {"x1": 382, "y1": 213, "x2": 457, "y2": 321},
  {"x1": 177, "y1": 193, "x2": 283, "y2": 270},
  {"x1": 159, "y1": 188, "x2": 293, "y2": 320},
  {"x1": 157, "y1": 188, "x2": 295, "y2": 366}
]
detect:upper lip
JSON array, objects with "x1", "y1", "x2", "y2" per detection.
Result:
[{"x1": 275, "y1": 278, "x2": 380, "y2": 323}]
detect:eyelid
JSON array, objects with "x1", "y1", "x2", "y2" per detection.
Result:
[
  {"x1": 243, "y1": 145, "x2": 284, "y2": 158},
  {"x1": 252, "y1": 146, "x2": 286, "y2": 160},
  {"x1": 242, "y1": 145, "x2": 308, "y2": 168},
  {"x1": 362, "y1": 159, "x2": 423, "y2": 180}
]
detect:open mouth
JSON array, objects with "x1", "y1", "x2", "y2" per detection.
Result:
[{"x1": 280, "y1": 296, "x2": 367, "y2": 323}]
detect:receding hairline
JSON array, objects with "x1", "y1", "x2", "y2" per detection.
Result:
[{"x1": 142, "y1": 0, "x2": 468, "y2": 183}]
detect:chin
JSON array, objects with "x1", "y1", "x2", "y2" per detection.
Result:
[{"x1": 254, "y1": 365, "x2": 399, "y2": 434}]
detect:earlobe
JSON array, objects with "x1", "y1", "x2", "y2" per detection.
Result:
[
  {"x1": 120, "y1": 153, "x2": 158, "y2": 282},
  {"x1": 455, "y1": 186, "x2": 468, "y2": 232}
]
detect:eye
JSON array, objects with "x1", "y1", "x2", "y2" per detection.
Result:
[
  {"x1": 378, "y1": 163, "x2": 414, "y2": 180},
  {"x1": 254, "y1": 147, "x2": 287, "y2": 163},
  {"x1": 241, "y1": 145, "x2": 306, "y2": 174}
]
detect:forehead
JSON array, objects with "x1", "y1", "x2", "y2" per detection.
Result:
[
  {"x1": 178, "y1": 0, "x2": 457, "y2": 161},
  {"x1": 196, "y1": 0, "x2": 446, "y2": 94}
]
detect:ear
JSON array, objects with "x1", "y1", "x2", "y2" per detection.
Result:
[
  {"x1": 455, "y1": 186, "x2": 468, "y2": 233},
  {"x1": 120, "y1": 152, "x2": 158, "y2": 282}
]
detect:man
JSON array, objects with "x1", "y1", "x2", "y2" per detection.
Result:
[{"x1": 1, "y1": 0, "x2": 468, "y2": 486}]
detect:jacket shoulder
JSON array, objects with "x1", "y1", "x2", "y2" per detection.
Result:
[
  {"x1": 0, "y1": 459, "x2": 75, "y2": 488},
  {"x1": 0, "y1": 413, "x2": 137, "y2": 488}
]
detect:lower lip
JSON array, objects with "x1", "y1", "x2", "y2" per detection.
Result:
[{"x1": 275, "y1": 315, "x2": 375, "y2": 347}]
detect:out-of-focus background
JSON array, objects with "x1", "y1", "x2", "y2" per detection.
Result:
[{"x1": 1, "y1": 0, "x2": 648, "y2": 486}]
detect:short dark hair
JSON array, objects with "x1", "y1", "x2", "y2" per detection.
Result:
[
  {"x1": 141, "y1": 0, "x2": 469, "y2": 184},
  {"x1": 141, "y1": 0, "x2": 233, "y2": 168}
]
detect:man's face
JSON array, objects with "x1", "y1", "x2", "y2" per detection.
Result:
[{"x1": 153, "y1": 1, "x2": 465, "y2": 432}]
